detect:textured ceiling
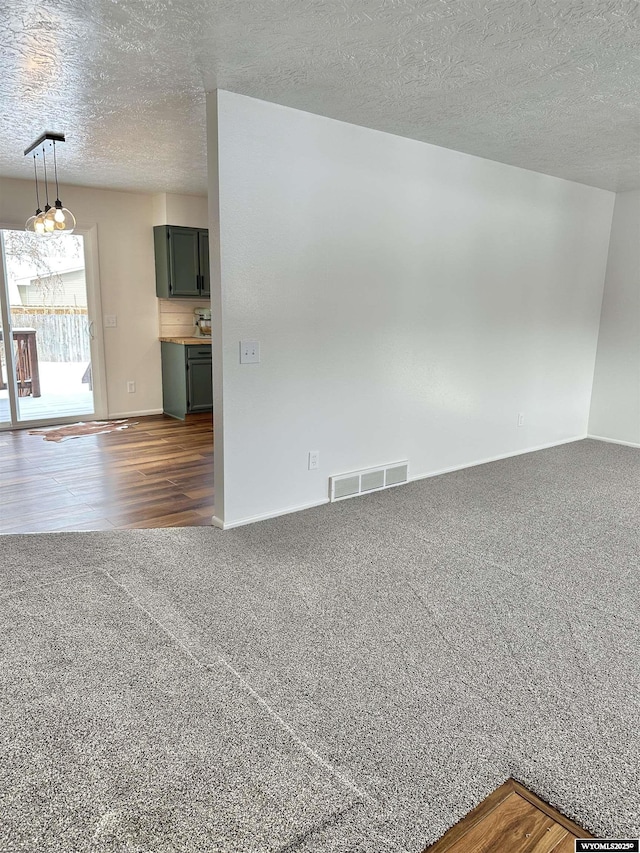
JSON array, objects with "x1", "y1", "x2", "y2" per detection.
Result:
[{"x1": 1, "y1": 0, "x2": 639, "y2": 195}]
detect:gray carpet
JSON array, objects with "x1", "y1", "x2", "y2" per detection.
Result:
[{"x1": 1, "y1": 438, "x2": 639, "y2": 852}]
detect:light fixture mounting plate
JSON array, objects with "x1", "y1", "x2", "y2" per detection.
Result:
[{"x1": 24, "y1": 131, "x2": 66, "y2": 157}]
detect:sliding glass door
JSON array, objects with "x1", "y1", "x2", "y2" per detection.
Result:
[
  {"x1": 0, "y1": 228, "x2": 102, "y2": 428},
  {"x1": 0, "y1": 290, "x2": 15, "y2": 427}
]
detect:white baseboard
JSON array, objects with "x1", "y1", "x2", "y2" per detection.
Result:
[
  {"x1": 212, "y1": 436, "x2": 593, "y2": 530},
  {"x1": 108, "y1": 408, "x2": 164, "y2": 419},
  {"x1": 407, "y1": 434, "x2": 588, "y2": 485},
  {"x1": 587, "y1": 434, "x2": 640, "y2": 448},
  {"x1": 212, "y1": 498, "x2": 330, "y2": 530}
]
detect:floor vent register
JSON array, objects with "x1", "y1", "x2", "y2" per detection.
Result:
[{"x1": 329, "y1": 461, "x2": 408, "y2": 502}]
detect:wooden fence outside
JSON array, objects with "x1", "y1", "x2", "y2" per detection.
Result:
[{"x1": 10, "y1": 308, "x2": 91, "y2": 363}]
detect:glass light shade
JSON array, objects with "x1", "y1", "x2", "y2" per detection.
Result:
[
  {"x1": 43, "y1": 207, "x2": 57, "y2": 233},
  {"x1": 52, "y1": 200, "x2": 76, "y2": 233},
  {"x1": 25, "y1": 212, "x2": 39, "y2": 232},
  {"x1": 34, "y1": 212, "x2": 46, "y2": 235}
]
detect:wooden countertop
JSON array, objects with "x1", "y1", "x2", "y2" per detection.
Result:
[{"x1": 159, "y1": 336, "x2": 212, "y2": 345}]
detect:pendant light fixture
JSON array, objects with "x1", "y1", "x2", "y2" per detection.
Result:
[
  {"x1": 24, "y1": 132, "x2": 76, "y2": 236},
  {"x1": 24, "y1": 153, "x2": 43, "y2": 234},
  {"x1": 45, "y1": 140, "x2": 76, "y2": 233},
  {"x1": 41, "y1": 144, "x2": 56, "y2": 235}
]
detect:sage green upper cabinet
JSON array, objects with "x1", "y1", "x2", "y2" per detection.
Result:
[{"x1": 154, "y1": 225, "x2": 210, "y2": 298}]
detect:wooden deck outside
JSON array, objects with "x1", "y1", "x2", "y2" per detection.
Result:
[{"x1": 0, "y1": 361, "x2": 94, "y2": 425}]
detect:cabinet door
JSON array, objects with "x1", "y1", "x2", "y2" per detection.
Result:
[
  {"x1": 198, "y1": 230, "x2": 210, "y2": 297},
  {"x1": 168, "y1": 227, "x2": 200, "y2": 297},
  {"x1": 187, "y1": 358, "x2": 213, "y2": 412},
  {"x1": 160, "y1": 341, "x2": 189, "y2": 419}
]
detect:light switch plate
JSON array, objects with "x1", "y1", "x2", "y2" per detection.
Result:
[{"x1": 240, "y1": 340, "x2": 260, "y2": 364}]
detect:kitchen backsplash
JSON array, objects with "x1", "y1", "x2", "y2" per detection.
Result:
[{"x1": 158, "y1": 298, "x2": 209, "y2": 337}]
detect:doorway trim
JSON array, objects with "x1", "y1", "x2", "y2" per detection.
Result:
[
  {"x1": 0, "y1": 238, "x2": 18, "y2": 426},
  {"x1": 81, "y1": 224, "x2": 108, "y2": 420}
]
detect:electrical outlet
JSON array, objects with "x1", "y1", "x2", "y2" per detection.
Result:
[
  {"x1": 308, "y1": 451, "x2": 319, "y2": 470},
  {"x1": 104, "y1": 315, "x2": 117, "y2": 328},
  {"x1": 240, "y1": 340, "x2": 260, "y2": 364},
  {"x1": 517, "y1": 412, "x2": 525, "y2": 427},
  {"x1": 127, "y1": 381, "x2": 136, "y2": 393}
]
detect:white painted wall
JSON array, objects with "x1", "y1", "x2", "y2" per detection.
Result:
[
  {"x1": 208, "y1": 90, "x2": 615, "y2": 528},
  {"x1": 151, "y1": 192, "x2": 169, "y2": 228},
  {"x1": 589, "y1": 191, "x2": 640, "y2": 446},
  {"x1": 0, "y1": 178, "x2": 206, "y2": 418},
  {"x1": 152, "y1": 193, "x2": 208, "y2": 228}
]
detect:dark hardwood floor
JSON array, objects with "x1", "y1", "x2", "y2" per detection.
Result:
[
  {"x1": 0, "y1": 413, "x2": 214, "y2": 533},
  {"x1": 424, "y1": 779, "x2": 591, "y2": 853}
]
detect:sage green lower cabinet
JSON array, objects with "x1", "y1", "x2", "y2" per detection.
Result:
[{"x1": 160, "y1": 342, "x2": 213, "y2": 419}]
